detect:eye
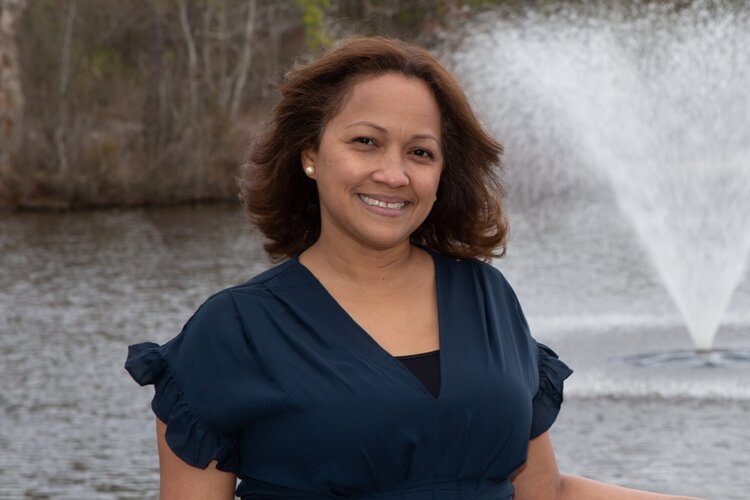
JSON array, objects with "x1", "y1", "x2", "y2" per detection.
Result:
[
  {"x1": 411, "y1": 148, "x2": 435, "y2": 160},
  {"x1": 353, "y1": 136, "x2": 376, "y2": 146}
]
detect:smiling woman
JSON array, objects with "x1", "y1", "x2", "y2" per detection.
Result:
[
  {"x1": 125, "y1": 37, "x2": 703, "y2": 500},
  {"x1": 300, "y1": 73, "x2": 443, "y2": 253},
  {"x1": 241, "y1": 37, "x2": 507, "y2": 262}
]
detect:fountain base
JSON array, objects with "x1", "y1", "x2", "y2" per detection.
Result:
[
  {"x1": 614, "y1": 348, "x2": 750, "y2": 368},
  {"x1": 542, "y1": 322, "x2": 750, "y2": 399}
]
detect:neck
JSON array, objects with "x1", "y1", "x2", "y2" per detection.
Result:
[{"x1": 300, "y1": 236, "x2": 420, "y2": 285}]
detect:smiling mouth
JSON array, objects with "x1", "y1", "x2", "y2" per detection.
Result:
[{"x1": 358, "y1": 194, "x2": 407, "y2": 210}]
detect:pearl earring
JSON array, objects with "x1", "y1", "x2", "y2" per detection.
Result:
[{"x1": 304, "y1": 165, "x2": 315, "y2": 176}]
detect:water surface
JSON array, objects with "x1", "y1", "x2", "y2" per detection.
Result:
[{"x1": 1, "y1": 203, "x2": 747, "y2": 499}]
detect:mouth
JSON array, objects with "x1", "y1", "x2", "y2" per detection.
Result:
[{"x1": 358, "y1": 194, "x2": 408, "y2": 210}]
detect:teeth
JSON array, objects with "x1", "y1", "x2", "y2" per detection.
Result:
[{"x1": 360, "y1": 195, "x2": 406, "y2": 210}]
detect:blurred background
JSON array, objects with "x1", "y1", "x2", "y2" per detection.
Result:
[
  {"x1": 1, "y1": 1, "x2": 748, "y2": 499},
  {"x1": 0, "y1": 0, "x2": 484, "y2": 209}
]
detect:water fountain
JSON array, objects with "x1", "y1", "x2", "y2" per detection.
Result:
[{"x1": 449, "y1": 1, "x2": 750, "y2": 363}]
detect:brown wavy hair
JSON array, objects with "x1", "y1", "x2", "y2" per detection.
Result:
[{"x1": 239, "y1": 36, "x2": 508, "y2": 262}]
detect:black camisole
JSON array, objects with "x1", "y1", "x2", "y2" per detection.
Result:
[{"x1": 395, "y1": 349, "x2": 440, "y2": 398}]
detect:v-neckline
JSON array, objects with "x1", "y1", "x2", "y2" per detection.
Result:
[{"x1": 293, "y1": 249, "x2": 446, "y2": 401}]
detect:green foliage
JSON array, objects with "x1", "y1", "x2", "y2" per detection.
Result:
[
  {"x1": 296, "y1": 0, "x2": 332, "y2": 51},
  {"x1": 84, "y1": 46, "x2": 135, "y2": 80}
]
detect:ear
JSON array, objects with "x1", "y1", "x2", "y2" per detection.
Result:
[{"x1": 300, "y1": 147, "x2": 316, "y2": 170}]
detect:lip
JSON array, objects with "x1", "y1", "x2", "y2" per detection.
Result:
[
  {"x1": 357, "y1": 193, "x2": 410, "y2": 216},
  {"x1": 358, "y1": 193, "x2": 409, "y2": 204}
]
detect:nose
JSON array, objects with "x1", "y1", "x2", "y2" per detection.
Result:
[{"x1": 371, "y1": 152, "x2": 409, "y2": 188}]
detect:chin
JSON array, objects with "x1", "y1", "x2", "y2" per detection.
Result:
[{"x1": 354, "y1": 232, "x2": 413, "y2": 251}]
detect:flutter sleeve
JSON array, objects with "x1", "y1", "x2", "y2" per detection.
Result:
[
  {"x1": 476, "y1": 259, "x2": 574, "y2": 440},
  {"x1": 529, "y1": 342, "x2": 573, "y2": 439},
  {"x1": 124, "y1": 291, "x2": 243, "y2": 473}
]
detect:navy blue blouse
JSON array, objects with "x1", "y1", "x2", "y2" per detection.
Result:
[{"x1": 125, "y1": 250, "x2": 572, "y2": 499}]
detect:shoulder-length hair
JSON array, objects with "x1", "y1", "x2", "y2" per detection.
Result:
[{"x1": 239, "y1": 36, "x2": 508, "y2": 262}]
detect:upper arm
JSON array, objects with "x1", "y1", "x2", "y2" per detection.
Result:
[
  {"x1": 157, "y1": 418, "x2": 237, "y2": 500},
  {"x1": 511, "y1": 431, "x2": 562, "y2": 500}
]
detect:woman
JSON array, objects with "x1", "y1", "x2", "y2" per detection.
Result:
[{"x1": 126, "y1": 37, "x2": 702, "y2": 500}]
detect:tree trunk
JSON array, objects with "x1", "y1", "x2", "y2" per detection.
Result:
[
  {"x1": 178, "y1": 0, "x2": 198, "y2": 124},
  {"x1": 178, "y1": 0, "x2": 202, "y2": 196},
  {"x1": 0, "y1": 0, "x2": 27, "y2": 177},
  {"x1": 229, "y1": 0, "x2": 257, "y2": 119},
  {"x1": 143, "y1": 0, "x2": 165, "y2": 166},
  {"x1": 55, "y1": 0, "x2": 76, "y2": 176}
]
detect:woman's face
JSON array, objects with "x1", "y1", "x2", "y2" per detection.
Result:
[{"x1": 302, "y1": 72, "x2": 444, "y2": 252}]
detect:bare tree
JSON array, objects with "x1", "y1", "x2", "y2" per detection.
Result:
[
  {"x1": 229, "y1": 0, "x2": 257, "y2": 118},
  {"x1": 178, "y1": 0, "x2": 203, "y2": 195},
  {"x1": 144, "y1": 0, "x2": 166, "y2": 166},
  {"x1": 2, "y1": 0, "x2": 466, "y2": 209},
  {"x1": 0, "y1": 0, "x2": 27, "y2": 182},
  {"x1": 179, "y1": 0, "x2": 199, "y2": 123},
  {"x1": 55, "y1": 0, "x2": 76, "y2": 176}
]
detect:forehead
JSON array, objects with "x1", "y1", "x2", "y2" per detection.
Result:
[{"x1": 330, "y1": 73, "x2": 442, "y2": 131}]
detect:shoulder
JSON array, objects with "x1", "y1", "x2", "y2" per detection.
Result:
[
  {"x1": 167, "y1": 259, "x2": 302, "y2": 348},
  {"x1": 468, "y1": 257, "x2": 511, "y2": 285},
  {"x1": 430, "y1": 249, "x2": 506, "y2": 277},
  {"x1": 431, "y1": 250, "x2": 526, "y2": 325},
  {"x1": 439, "y1": 252, "x2": 529, "y2": 326},
  {"x1": 242, "y1": 257, "x2": 299, "y2": 287},
  {"x1": 194, "y1": 258, "x2": 300, "y2": 313},
  {"x1": 433, "y1": 251, "x2": 516, "y2": 297}
]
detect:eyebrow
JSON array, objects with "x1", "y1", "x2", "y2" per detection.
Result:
[{"x1": 345, "y1": 120, "x2": 440, "y2": 145}]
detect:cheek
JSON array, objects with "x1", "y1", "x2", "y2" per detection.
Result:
[
  {"x1": 322, "y1": 157, "x2": 364, "y2": 188},
  {"x1": 422, "y1": 171, "x2": 443, "y2": 195},
  {"x1": 315, "y1": 162, "x2": 356, "y2": 203}
]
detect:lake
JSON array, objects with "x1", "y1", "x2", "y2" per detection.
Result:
[{"x1": 1, "y1": 202, "x2": 747, "y2": 499}]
